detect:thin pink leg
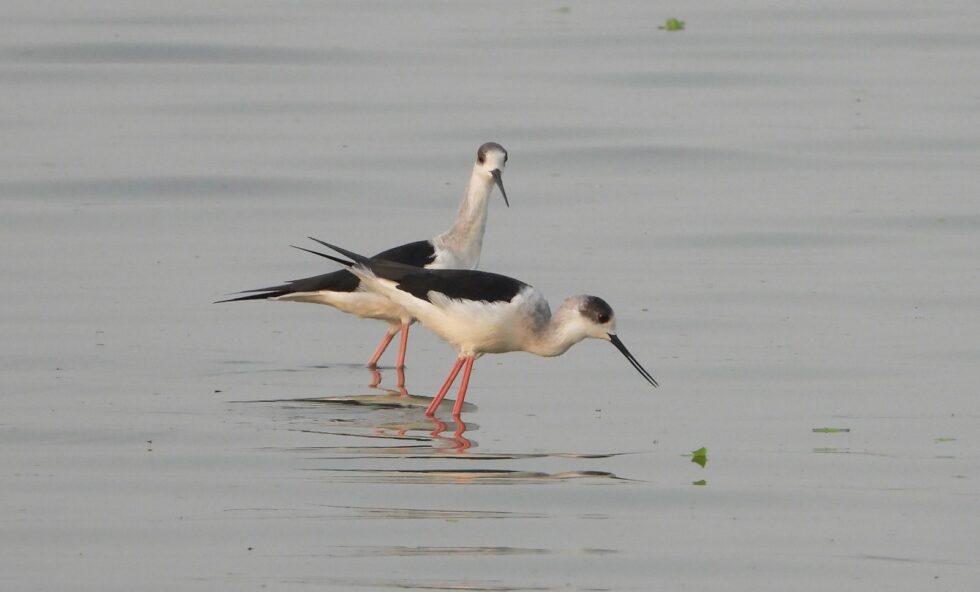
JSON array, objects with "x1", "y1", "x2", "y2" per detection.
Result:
[
  {"x1": 366, "y1": 328, "x2": 397, "y2": 368},
  {"x1": 395, "y1": 367, "x2": 407, "y2": 390},
  {"x1": 394, "y1": 323, "x2": 410, "y2": 369},
  {"x1": 451, "y1": 357, "x2": 475, "y2": 416},
  {"x1": 425, "y1": 357, "x2": 465, "y2": 416}
]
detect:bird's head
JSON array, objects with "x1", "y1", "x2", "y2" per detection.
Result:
[{"x1": 475, "y1": 142, "x2": 509, "y2": 207}]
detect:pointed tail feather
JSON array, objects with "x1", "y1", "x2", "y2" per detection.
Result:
[
  {"x1": 214, "y1": 289, "x2": 292, "y2": 304},
  {"x1": 306, "y1": 237, "x2": 423, "y2": 284},
  {"x1": 216, "y1": 242, "x2": 359, "y2": 304},
  {"x1": 290, "y1": 245, "x2": 353, "y2": 267},
  {"x1": 306, "y1": 237, "x2": 372, "y2": 265}
]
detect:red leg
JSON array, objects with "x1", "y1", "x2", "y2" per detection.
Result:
[
  {"x1": 395, "y1": 367, "x2": 406, "y2": 391},
  {"x1": 366, "y1": 328, "x2": 397, "y2": 368},
  {"x1": 394, "y1": 323, "x2": 410, "y2": 369},
  {"x1": 425, "y1": 357, "x2": 465, "y2": 416},
  {"x1": 451, "y1": 356, "x2": 476, "y2": 416}
]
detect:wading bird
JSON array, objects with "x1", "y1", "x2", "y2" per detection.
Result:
[
  {"x1": 298, "y1": 239, "x2": 658, "y2": 417},
  {"x1": 217, "y1": 143, "x2": 509, "y2": 374}
]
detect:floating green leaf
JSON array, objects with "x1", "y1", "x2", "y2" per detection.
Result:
[
  {"x1": 812, "y1": 427, "x2": 850, "y2": 433},
  {"x1": 692, "y1": 479, "x2": 707, "y2": 486},
  {"x1": 689, "y1": 446, "x2": 708, "y2": 468},
  {"x1": 934, "y1": 437, "x2": 956, "y2": 443},
  {"x1": 660, "y1": 18, "x2": 685, "y2": 31}
]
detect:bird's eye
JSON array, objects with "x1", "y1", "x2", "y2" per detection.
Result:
[
  {"x1": 477, "y1": 154, "x2": 486, "y2": 164},
  {"x1": 597, "y1": 313, "x2": 610, "y2": 323}
]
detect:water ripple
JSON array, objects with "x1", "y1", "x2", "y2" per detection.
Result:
[
  {"x1": 4, "y1": 42, "x2": 368, "y2": 65},
  {"x1": 310, "y1": 468, "x2": 624, "y2": 485},
  {"x1": 0, "y1": 175, "x2": 326, "y2": 198}
]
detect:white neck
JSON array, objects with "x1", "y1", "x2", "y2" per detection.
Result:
[
  {"x1": 434, "y1": 163, "x2": 496, "y2": 270},
  {"x1": 524, "y1": 305, "x2": 590, "y2": 358}
]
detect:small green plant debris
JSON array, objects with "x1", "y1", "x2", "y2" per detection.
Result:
[
  {"x1": 934, "y1": 437, "x2": 956, "y2": 443},
  {"x1": 692, "y1": 479, "x2": 707, "y2": 486},
  {"x1": 659, "y1": 18, "x2": 685, "y2": 31},
  {"x1": 689, "y1": 446, "x2": 708, "y2": 468},
  {"x1": 812, "y1": 427, "x2": 850, "y2": 433}
]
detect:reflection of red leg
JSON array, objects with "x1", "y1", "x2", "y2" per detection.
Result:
[
  {"x1": 395, "y1": 323, "x2": 410, "y2": 369},
  {"x1": 451, "y1": 417, "x2": 472, "y2": 450},
  {"x1": 426, "y1": 416, "x2": 472, "y2": 452},
  {"x1": 429, "y1": 417, "x2": 447, "y2": 438},
  {"x1": 454, "y1": 436, "x2": 472, "y2": 451},
  {"x1": 367, "y1": 328, "x2": 397, "y2": 368},
  {"x1": 452, "y1": 357, "x2": 476, "y2": 416},
  {"x1": 395, "y1": 367, "x2": 406, "y2": 391},
  {"x1": 425, "y1": 357, "x2": 465, "y2": 416},
  {"x1": 368, "y1": 369, "x2": 382, "y2": 388}
]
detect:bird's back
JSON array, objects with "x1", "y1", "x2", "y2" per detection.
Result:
[{"x1": 394, "y1": 268, "x2": 528, "y2": 305}]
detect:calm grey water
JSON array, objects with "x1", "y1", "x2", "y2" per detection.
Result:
[{"x1": 2, "y1": 2, "x2": 979, "y2": 590}]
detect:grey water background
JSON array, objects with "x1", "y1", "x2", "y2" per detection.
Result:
[{"x1": 2, "y1": 1, "x2": 979, "y2": 590}]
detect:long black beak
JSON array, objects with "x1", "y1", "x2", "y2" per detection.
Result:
[
  {"x1": 491, "y1": 169, "x2": 509, "y2": 207},
  {"x1": 609, "y1": 334, "x2": 658, "y2": 387}
]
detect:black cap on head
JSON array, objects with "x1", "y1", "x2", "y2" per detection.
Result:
[
  {"x1": 477, "y1": 142, "x2": 507, "y2": 164},
  {"x1": 580, "y1": 296, "x2": 614, "y2": 325}
]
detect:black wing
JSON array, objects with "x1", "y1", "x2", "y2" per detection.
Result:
[
  {"x1": 395, "y1": 269, "x2": 527, "y2": 304},
  {"x1": 306, "y1": 239, "x2": 527, "y2": 305},
  {"x1": 373, "y1": 240, "x2": 436, "y2": 268},
  {"x1": 217, "y1": 240, "x2": 437, "y2": 304}
]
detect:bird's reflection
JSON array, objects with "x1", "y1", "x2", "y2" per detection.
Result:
[
  {"x1": 242, "y1": 367, "x2": 631, "y2": 483},
  {"x1": 253, "y1": 367, "x2": 628, "y2": 469},
  {"x1": 264, "y1": 366, "x2": 478, "y2": 454},
  {"x1": 368, "y1": 368, "x2": 474, "y2": 453},
  {"x1": 365, "y1": 368, "x2": 473, "y2": 452},
  {"x1": 426, "y1": 415, "x2": 473, "y2": 452},
  {"x1": 290, "y1": 366, "x2": 475, "y2": 414},
  {"x1": 368, "y1": 367, "x2": 406, "y2": 390},
  {"x1": 356, "y1": 416, "x2": 473, "y2": 454}
]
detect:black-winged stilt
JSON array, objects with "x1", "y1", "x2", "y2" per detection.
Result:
[
  {"x1": 217, "y1": 143, "x2": 509, "y2": 374},
  {"x1": 300, "y1": 239, "x2": 658, "y2": 417}
]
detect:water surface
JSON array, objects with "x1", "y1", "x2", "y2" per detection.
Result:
[{"x1": 2, "y1": 1, "x2": 978, "y2": 590}]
